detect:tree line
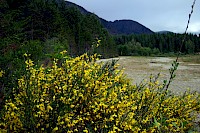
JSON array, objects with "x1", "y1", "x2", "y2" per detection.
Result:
[{"x1": 114, "y1": 33, "x2": 200, "y2": 56}]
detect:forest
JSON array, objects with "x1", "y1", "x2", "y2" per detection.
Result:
[{"x1": 115, "y1": 33, "x2": 200, "y2": 56}]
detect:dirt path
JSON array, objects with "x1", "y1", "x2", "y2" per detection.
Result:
[{"x1": 99, "y1": 56, "x2": 200, "y2": 95}]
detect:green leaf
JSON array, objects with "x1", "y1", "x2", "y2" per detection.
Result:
[
  {"x1": 172, "y1": 122, "x2": 178, "y2": 129},
  {"x1": 154, "y1": 117, "x2": 161, "y2": 130}
]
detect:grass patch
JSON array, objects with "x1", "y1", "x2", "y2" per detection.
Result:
[{"x1": 180, "y1": 54, "x2": 200, "y2": 64}]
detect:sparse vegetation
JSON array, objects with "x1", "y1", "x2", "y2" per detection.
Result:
[{"x1": 180, "y1": 54, "x2": 200, "y2": 64}]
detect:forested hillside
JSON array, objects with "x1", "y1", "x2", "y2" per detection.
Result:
[
  {"x1": 0, "y1": 0, "x2": 117, "y2": 90},
  {"x1": 65, "y1": 1, "x2": 154, "y2": 35},
  {"x1": 0, "y1": 0, "x2": 117, "y2": 57}
]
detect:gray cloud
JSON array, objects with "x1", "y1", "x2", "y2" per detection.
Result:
[{"x1": 67, "y1": 0, "x2": 200, "y2": 33}]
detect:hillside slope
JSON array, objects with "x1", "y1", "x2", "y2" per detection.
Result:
[
  {"x1": 100, "y1": 19, "x2": 154, "y2": 35},
  {"x1": 65, "y1": 1, "x2": 154, "y2": 35}
]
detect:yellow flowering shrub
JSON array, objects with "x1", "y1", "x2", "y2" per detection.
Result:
[{"x1": 0, "y1": 53, "x2": 199, "y2": 132}]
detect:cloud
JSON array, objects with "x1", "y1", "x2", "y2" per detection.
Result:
[{"x1": 188, "y1": 22, "x2": 200, "y2": 33}]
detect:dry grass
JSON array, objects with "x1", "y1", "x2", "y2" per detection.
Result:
[{"x1": 179, "y1": 54, "x2": 200, "y2": 64}]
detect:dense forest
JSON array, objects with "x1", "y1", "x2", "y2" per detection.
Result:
[
  {"x1": 0, "y1": 0, "x2": 117, "y2": 57},
  {"x1": 115, "y1": 33, "x2": 200, "y2": 56},
  {"x1": 0, "y1": 0, "x2": 118, "y2": 90}
]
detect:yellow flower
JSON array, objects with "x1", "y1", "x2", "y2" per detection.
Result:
[
  {"x1": 141, "y1": 129, "x2": 147, "y2": 133},
  {"x1": 97, "y1": 39, "x2": 101, "y2": 44},
  {"x1": 40, "y1": 98, "x2": 44, "y2": 102},
  {"x1": 52, "y1": 127, "x2": 58, "y2": 132},
  {"x1": 70, "y1": 105, "x2": 75, "y2": 108},
  {"x1": 47, "y1": 105, "x2": 53, "y2": 111},
  {"x1": 83, "y1": 128, "x2": 88, "y2": 133},
  {"x1": 25, "y1": 59, "x2": 34, "y2": 67},
  {"x1": 94, "y1": 127, "x2": 97, "y2": 131},
  {"x1": 36, "y1": 123, "x2": 40, "y2": 128},
  {"x1": 60, "y1": 50, "x2": 67, "y2": 55},
  {"x1": 67, "y1": 130, "x2": 73, "y2": 133},
  {"x1": 46, "y1": 124, "x2": 49, "y2": 128},
  {"x1": 24, "y1": 53, "x2": 31, "y2": 57},
  {"x1": 0, "y1": 70, "x2": 4, "y2": 77}
]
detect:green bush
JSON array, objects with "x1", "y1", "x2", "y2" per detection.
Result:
[
  {"x1": 117, "y1": 43, "x2": 161, "y2": 56},
  {"x1": 0, "y1": 53, "x2": 199, "y2": 132}
]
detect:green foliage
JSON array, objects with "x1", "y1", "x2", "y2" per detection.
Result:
[
  {"x1": 0, "y1": 0, "x2": 118, "y2": 56},
  {"x1": 21, "y1": 40, "x2": 44, "y2": 60},
  {"x1": 117, "y1": 39, "x2": 160, "y2": 56},
  {"x1": 180, "y1": 54, "x2": 200, "y2": 64},
  {"x1": 114, "y1": 33, "x2": 200, "y2": 55},
  {"x1": 185, "y1": 39, "x2": 195, "y2": 54},
  {"x1": 0, "y1": 54, "x2": 200, "y2": 132},
  {"x1": 44, "y1": 38, "x2": 68, "y2": 58}
]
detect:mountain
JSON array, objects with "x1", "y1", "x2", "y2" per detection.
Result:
[
  {"x1": 100, "y1": 19, "x2": 154, "y2": 35},
  {"x1": 65, "y1": 1, "x2": 154, "y2": 35},
  {"x1": 156, "y1": 31, "x2": 173, "y2": 34},
  {"x1": 64, "y1": 0, "x2": 90, "y2": 15}
]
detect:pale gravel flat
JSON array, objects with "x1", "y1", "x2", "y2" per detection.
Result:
[{"x1": 99, "y1": 56, "x2": 200, "y2": 94}]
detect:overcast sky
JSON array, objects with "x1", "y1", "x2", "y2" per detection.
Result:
[{"x1": 67, "y1": 0, "x2": 200, "y2": 34}]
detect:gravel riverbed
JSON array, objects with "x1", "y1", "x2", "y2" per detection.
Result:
[{"x1": 99, "y1": 56, "x2": 200, "y2": 95}]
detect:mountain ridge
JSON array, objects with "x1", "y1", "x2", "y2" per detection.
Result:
[
  {"x1": 156, "y1": 31, "x2": 174, "y2": 34},
  {"x1": 100, "y1": 19, "x2": 154, "y2": 35},
  {"x1": 65, "y1": 1, "x2": 154, "y2": 35}
]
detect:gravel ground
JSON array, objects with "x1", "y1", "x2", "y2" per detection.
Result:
[{"x1": 99, "y1": 56, "x2": 200, "y2": 95}]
